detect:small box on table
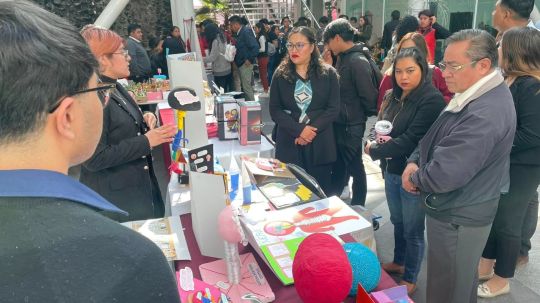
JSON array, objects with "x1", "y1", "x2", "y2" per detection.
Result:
[
  {"x1": 238, "y1": 101, "x2": 262, "y2": 145},
  {"x1": 215, "y1": 95, "x2": 239, "y2": 140}
]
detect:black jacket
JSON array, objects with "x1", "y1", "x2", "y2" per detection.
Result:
[
  {"x1": 0, "y1": 197, "x2": 179, "y2": 303},
  {"x1": 269, "y1": 67, "x2": 340, "y2": 166},
  {"x1": 80, "y1": 80, "x2": 163, "y2": 222},
  {"x1": 510, "y1": 76, "x2": 540, "y2": 166},
  {"x1": 335, "y1": 44, "x2": 378, "y2": 125},
  {"x1": 234, "y1": 25, "x2": 259, "y2": 67},
  {"x1": 369, "y1": 81, "x2": 445, "y2": 175},
  {"x1": 381, "y1": 19, "x2": 400, "y2": 50}
]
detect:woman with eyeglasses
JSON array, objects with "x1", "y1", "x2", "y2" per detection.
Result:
[
  {"x1": 477, "y1": 27, "x2": 540, "y2": 298},
  {"x1": 364, "y1": 47, "x2": 445, "y2": 294},
  {"x1": 269, "y1": 27, "x2": 340, "y2": 193},
  {"x1": 79, "y1": 25, "x2": 177, "y2": 222}
]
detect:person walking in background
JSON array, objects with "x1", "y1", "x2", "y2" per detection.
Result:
[
  {"x1": 148, "y1": 36, "x2": 165, "y2": 76},
  {"x1": 80, "y1": 25, "x2": 177, "y2": 223},
  {"x1": 377, "y1": 32, "x2": 452, "y2": 110},
  {"x1": 350, "y1": 16, "x2": 360, "y2": 29},
  {"x1": 402, "y1": 29, "x2": 516, "y2": 303},
  {"x1": 323, "y1": 19, "x2": 378, "y2": 206},
  {"x1": 229, "y1": 15, "x2": 259, "y2": 101},
  {"x1": 161, "y1": 25, "x2": 186, "y2": 76},
  {"x1": 417, "y1": 9, "x2": 451, "y2": 64},
  {"x1": 477, "y1": 27, "x2": 540, "y2": 299},
  {"x1": 255, "y1": 22, "x2": 270, "y2": 94},
  {"x1": 382, "y1": 15, "x2": 419, "y2": 74},
  {"x1": 365, "y1": 47, "x2": 445, "y2": 295},
  {"x1": 267, "y1": 24, "x2": 281, "y2": 84},
  {"x1": 0, "y1": 2, "x2": 179, "y2": 301},
  {"x1": 269, "y1": 27, "x2": 340, "y2": 193},
  {"x1": 126, "y1": 23, "x2": 152, "y2": 83},
  {"x1": 357, "y1": 16, "x2": 373, "y2": 44},
  {"x1": 381, "y1": 10, "x2": 401, "y2": 56},
  {"x1": 203, "y1": 22, "x2": 233, "y2": 93}
]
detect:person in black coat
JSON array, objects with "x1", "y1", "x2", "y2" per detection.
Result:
[
  {"x1": 478, "y1": 27, "x2": 540, "y2": 298},
  {"x1": 269, "y1": 26, "x2": 340, "y2": 194},
  {"x1": 162, "y1": 26, "x2": 187, "y2": 76},
  {"x1": 79, "y1": 26, "x2": 177, "y2": 222},
  {"x1": 365, "y1": 48, "x2": 445, "y2": 294}
]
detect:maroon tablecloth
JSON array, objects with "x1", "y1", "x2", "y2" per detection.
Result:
[{"x1": 175, "y1": 214, "x2": 397, "y2": 302}]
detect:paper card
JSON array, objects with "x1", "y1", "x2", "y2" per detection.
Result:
[
  {"x1": 121, "y1": 216, "x2": 191, "y2": 261},
  {"x1": 275, "y1": 256, "x2": 293, "y2": 268},
  {"x1": 267, "y1": 243, "x2": 290, "y2": 258},
  {"x1": 188, "y1": 144, "x2": 214, "y2": 174}
]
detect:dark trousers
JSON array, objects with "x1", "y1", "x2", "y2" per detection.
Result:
[
  {"x1": 521, "y1": 191, "x2": 539, "y2": 256},
  {"x1": 330, "y1": 123, "x2": 367, "y2": 205},
  {"x1": 482, "y1": 164, "x2": 540, "y2": 278},
  {"x1": 427, "y1": 216, "x2": 492, "y2": 303},
  {"x1": 214, "y1": 73, "x2": 233, "y2": 93},
  {"x1": 294, "y1": 146, "x2": 333, "y2": 196}
]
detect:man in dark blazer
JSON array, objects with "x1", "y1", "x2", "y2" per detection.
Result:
[
  {"x1": 229, "y1": 15, "x2": 259, "y2": 101},
  {"x1": 0, "y1": 1, "x2": 180, "y2": 302}
]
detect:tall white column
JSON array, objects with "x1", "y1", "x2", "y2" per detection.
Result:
[{"x1": 94, "y1": 0, "x2": 130, "y2": 29}]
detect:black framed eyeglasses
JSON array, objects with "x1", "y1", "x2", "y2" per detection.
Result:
[{"x1": 48, "y1": 83, "x2": 116, "y2": 113}]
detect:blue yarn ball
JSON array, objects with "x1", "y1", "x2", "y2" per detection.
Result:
[{"x1": 343, "y1": 242, "x2": 381, "y2": 295}]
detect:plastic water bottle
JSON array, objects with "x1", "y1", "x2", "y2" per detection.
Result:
[{"x1": 229, "y1": 155, "x2": 240, "y2": 201}]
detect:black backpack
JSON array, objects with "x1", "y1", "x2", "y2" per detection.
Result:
[{"x1": 360, "y1": 46, "x2": 383, "y2": 89}]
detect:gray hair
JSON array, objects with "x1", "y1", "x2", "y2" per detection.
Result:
[
  {"x1": 446, "y1": 29, "x2": 498, "y2": 68},
  {"x1": 0, "y1": 0, "x2": 98, "y2": 144}
]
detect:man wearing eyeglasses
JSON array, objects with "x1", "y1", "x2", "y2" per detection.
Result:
[
  {"x1": 0, "y1": 1, "x2": 180, "y2": 302},
  {"x1": 323, "y1": 18, "x2": 379, "y2": 206},
  {"x1": 401, "y1": 29, "x2": 516, "y2": 303}
]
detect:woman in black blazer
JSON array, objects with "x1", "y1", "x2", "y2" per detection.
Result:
[
  {"x1": 79, "y1": 25, "x2": 177, "y2": 222},
  {"x1": 269, "y1": 26, "x2": 340, "y2": 193}
]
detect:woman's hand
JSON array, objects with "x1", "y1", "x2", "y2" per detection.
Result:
[
  {"x1": 144, "y1": 124, "x2": 177, "y2": 148},
  {"x1": 299, "y1": 125, "x2": 318, "y2": 142},
  {"x1": 143, "y1": 112, "x2": 157, "y2": 129},
  {"x1": 364, "y1": 141, "x2": 372, "y2": 155},
  {"x1": 295, "y1": 137, "x2": 310, "y2": 146},
  {"x1": 376, "y1": 134, "x2": 392, "y2": 144}
]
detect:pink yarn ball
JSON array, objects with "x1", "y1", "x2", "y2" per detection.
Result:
[
  {"x1": 293, "y1": 233, "x2": 353, "y2": 303},
  {"x1": 218, "y1": 205, "x2": 242, "y2": 243}
]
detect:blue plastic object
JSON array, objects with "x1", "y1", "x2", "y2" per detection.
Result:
[{"x1": 343, "y1": 242, "x2": 381, "y2": 295}]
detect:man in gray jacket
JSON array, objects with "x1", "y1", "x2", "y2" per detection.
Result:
[
  {"x1": 127, "y1": 23, "x2": 152, "y2": 83},
  {"x1": 402, "y1": 29, "x2": 516, "y2": 303}
]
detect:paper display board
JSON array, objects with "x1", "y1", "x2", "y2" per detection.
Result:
[
  {"x1": 167, "y1": 56, "x2": 208, "y2": 149},
  {"x1": 189, "y1": 171, "x2": 227, "y2": 259}
]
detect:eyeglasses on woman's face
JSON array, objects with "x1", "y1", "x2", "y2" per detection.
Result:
[
  {"x1": 48, "y1": 83, "x2": 116, "y2": 113},
  {"x1": 110, "y1": 49, "x2": 130, "y2": 59},
  {"x1": 286, "y1": 42, "x2": 312, "y2": 51}
]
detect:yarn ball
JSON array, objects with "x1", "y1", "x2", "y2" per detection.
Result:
[
  {"x1": 292, "y1": 233, "x2": 352, "y2": 303},
  {"x1": 343, "y1": 242, "x2": 381, "y2": 294},
  {"x1": 217, "y1": 205, "x2": 242, "y2": 243}
]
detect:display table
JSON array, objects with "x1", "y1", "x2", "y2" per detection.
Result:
[
  {"x1": 175, "y1": 214, "x2": 397, "y2": 302},
  {"x1": 157, "y1": 102, "x2": 274, "y2": 174}
]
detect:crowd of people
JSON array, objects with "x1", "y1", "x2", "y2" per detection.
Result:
[{"x1": 1, "y1": 0, "x2": 539, "y2": 302}]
